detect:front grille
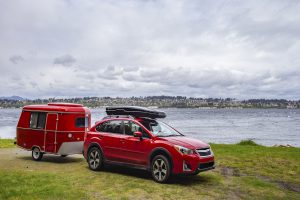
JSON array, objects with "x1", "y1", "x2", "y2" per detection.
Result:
[
  {"x1": 196, "y1": 148, "x2": 212, "y2": 157},
  {"x1": 199, "y1": 161, "x2": 214, "y2": 169}
]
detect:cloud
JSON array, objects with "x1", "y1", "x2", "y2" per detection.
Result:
[
  {"x1": 0, "y1": 0, "x2": 299, "y2": 99},
  {"x1": 53, "y1": 54, "x2": 76, "y2": 67},
  {"x1": 9, "y1": 55, "x2": 24, "y2": 64}
]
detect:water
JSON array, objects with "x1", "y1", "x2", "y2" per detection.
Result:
[{"x1": 1, "y1": 108, "x2": 299, "y2": 147}]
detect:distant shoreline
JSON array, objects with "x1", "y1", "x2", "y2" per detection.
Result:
[
  {"x1": 0, "y1": 106, "x2": 299, "y2": 109},
  {"x1": 1, "y1": 96, "x2": 299, "y2": 109}
]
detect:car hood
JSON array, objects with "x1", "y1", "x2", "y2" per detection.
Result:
[{"x1": 161, "y1": 136, "x2": 209, "y2": 149}]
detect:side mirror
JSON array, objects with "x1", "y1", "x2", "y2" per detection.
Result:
[{"x1": 133, "y1": 131, "x2": 143, "y2": 139}]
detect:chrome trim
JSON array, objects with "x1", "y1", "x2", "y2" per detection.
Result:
[{"x1": 196, "y1": 148, "x2": 213, "y2": 158}]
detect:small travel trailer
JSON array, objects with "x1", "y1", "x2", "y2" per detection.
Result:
[{"x1": 16, "y1": 103, "x2": 91, "y2": 161}]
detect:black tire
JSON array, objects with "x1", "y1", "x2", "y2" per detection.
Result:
[
  {"x1": 61, "y1": 155, "x2": 67, "y2": 157},
  {"x1": 151, "y1": 155, "x2": 171, "y2": 183},
  {"x1": 192, "y1": 171, "x2": 200, "y2": 176},
  {"x1": 87, "y1": 147, "x2": 103, "y2": 171},
  {"x1": 32, "y1": 147, "x2": 43, "y2": 161}
]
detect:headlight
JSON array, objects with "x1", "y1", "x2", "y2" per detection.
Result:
[{"x1": 174, "y1": 145, "x2": 193, "y2": 155}]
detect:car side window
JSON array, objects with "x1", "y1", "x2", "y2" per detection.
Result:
[
  {"x1": 96, "y1": 120, "x2": 123, "y2": 134},
  {"x1": 123, "y1": 120, "x2": 150, "y2": 138},
  {"x1": 95, "y1": 122, "x2": 108, "y2": 132}
]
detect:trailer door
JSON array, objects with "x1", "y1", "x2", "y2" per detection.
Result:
[{"x1": 45, "y1": 113, "x2": 58, "y2": 153}]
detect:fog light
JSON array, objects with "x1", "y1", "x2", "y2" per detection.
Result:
[{"x1": 183, "y1": 161, "x2": 192, "y2": 171}]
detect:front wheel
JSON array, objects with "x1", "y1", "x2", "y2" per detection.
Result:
[
  {"x1": 151, "y1": 155, "x2": 171, "y2": 183},
  {"x1": 87, "y1": 147, "x2": 103, "y2": 171},
  {"x1": 32, "y1": 147, "x2": 43, "y2": 161}
]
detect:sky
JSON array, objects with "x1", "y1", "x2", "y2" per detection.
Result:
[{"x1": 0, "y1": 0, "x2": 299, "y2": 100}]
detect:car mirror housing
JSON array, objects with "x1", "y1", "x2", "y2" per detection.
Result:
[{"x1": 133, "y1": 131, "x2": 143, "y2": 138}]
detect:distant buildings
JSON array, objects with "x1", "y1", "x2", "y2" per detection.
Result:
[{"x1": 0, "y1": 96, "x2": 299, "y2": 109}]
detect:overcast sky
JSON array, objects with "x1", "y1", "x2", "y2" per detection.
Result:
[{"x1": 0, "y1": 0, "x2": 299, "y2": 99}]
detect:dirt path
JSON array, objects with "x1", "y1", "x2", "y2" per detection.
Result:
[{"x1": 0, "y1": 148, "x2": 85, "y2": 173}]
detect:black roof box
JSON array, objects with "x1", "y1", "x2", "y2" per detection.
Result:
[{"x1": 106, "y1": 106, "x2": 166, "y2": 119}]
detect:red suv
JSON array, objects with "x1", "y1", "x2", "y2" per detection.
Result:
[{"x1": 83, "y1": 106, "x2": 215, "y2": 183}]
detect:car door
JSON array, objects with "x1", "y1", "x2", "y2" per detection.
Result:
[
  {"x1": 123, "y1": 120, "x2": 151, "y2": 166},
  {"x1": 96, "y1": 120, "x2": 127, "y2": 162}
]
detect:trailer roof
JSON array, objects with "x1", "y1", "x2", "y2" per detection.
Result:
[{"x1": 22, "y1": 103, "x2": 89, "y2": 113}]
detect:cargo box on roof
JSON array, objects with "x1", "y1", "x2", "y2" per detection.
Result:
[{"x1": 106, "y1": 106, "x2": 166, "y2": 119}]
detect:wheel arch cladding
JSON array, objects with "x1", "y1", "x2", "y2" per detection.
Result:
[
  {"x1": 149, "y1": 148, "x2": 173, "y2": 170},
  {"x1": 88, "y1": 143, "x2": 104, "y2": 158}
]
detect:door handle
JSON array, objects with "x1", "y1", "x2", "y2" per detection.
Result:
[{"x1": 120, "y1": 139, "x2": 125, "y2": 144}]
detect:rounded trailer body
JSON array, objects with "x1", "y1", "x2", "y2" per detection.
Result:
[{"x1": 16, "y1": 103, "x2": 91, "y2": 159}]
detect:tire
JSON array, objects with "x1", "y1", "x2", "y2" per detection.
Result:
[
  {"x1": 151, "y1": 155, "x2": 171, "y2": 183},
  {"x1": 32, "y1": 147, "x2": 43, "y2": 161},
  {"x1": 87, "y1": 147, "x2": 103, "y2": 171}
]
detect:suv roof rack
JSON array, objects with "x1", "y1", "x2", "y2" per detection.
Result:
[{"x1": 102, "y1": 115, "x2": 135, "y2": 120}]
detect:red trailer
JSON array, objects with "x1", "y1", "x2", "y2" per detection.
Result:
[{"x1": 16, "y1": 103, "x2": 91, "y2": 161}]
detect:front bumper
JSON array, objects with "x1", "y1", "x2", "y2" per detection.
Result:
[
  {"x1": 172, "y1": 153, "x2": 215, "y2": 174},
  {"x1": 197, "y1": 161, "x2": 215, "y2": 172}
]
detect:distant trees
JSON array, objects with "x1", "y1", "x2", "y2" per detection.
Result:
[{"x1": 0, "y1": 96, "x2": 299, "y2": 109}]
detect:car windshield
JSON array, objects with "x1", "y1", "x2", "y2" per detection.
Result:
[{"x1": 148, "y1": 121, "x2": 182, "y2": 137}]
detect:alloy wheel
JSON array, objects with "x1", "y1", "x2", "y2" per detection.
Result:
[
  {"x1": 152, "y1": 158, "x2": 168, "y2": 182},
  {"x1": 89, "y1": 149, "x2": 101, "y2": 170}
]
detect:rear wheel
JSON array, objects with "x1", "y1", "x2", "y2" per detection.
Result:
[
  {"x1": 151, "y1": 155, "x2": 171, "y2": 183},
  {"x1": 87, "y1": 147, "x2": 103, "y2": 171},
  {"x1": 32, "y1": 147, "x2": 43, "y2": 161}
]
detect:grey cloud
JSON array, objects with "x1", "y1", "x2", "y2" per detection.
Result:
[
  {"x1": 9, "y1": 55, "x2": 24, "y2": 64},
  {"x1": 53, "y1": 54, "x2": 76, "y2": 66},
  {"x1": 123, "y1": 66, "x2": 139, "y2": 72},
  {"x1": 97, "y1": 65, "x2": 123, "y2": 80}
]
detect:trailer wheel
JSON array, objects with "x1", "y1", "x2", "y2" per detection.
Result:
[
  {"x1": 32, "y1": 147, "x2": 43, "y2": 161},
  {"x1": 88, "y1": 147, "x2": 103, "y2": 171}
]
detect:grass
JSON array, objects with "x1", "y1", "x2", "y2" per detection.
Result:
[
  {"x1": 0, "y1": 140, "x2": 299, "y2": 200},
  {"x1": 0, "y1": 139, "x2": 15, "y2": 148}
]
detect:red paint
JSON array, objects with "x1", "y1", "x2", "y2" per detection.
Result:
[
  {"x1": 16, "y1": 103, "x2": 91, "y2": 155},
  {"x1": 84, "y1": 117, "x2": 215, "y2": 175}
]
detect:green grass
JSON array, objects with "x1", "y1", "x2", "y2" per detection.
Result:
[
  {"x1": 0, "y1": 139, "x2": 15, "y2": 148},
  {"x1": 210, "y1": 143, "x2": 300, "y2": 186},
  {"x1": 0, "y1": 140, "x2": 299, "y2": 200},
  {"x1": 0, "y1": 171, "x2": 85, "y2": 200}
]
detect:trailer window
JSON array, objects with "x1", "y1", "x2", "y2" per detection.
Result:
[
  {"x1": 76, "y1": 117, "x2": 88, "y2": 128},
  {"x1": 30, "y1": 112, "x2": 46, "y2": 129}
]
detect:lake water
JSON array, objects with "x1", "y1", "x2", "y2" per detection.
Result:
[{"x1": 1, "y1": 108, "x2": 299, "y2": 147}]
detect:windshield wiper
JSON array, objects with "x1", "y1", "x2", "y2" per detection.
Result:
[
  {"x1": 156, "y1": 134, "x2": 181, "y2": 137},
  {"x1": 155, "y1": 134, "x2": 167, "y2": 137},
  {"x1": 164, "y1": 134, "x2": 181, "y2": 137}
]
